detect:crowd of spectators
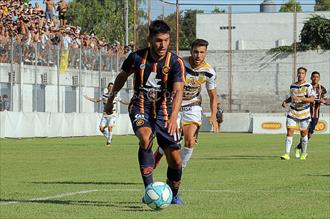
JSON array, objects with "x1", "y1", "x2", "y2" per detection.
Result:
[{"x1": 0, "y1": 0, "x2": 132, "y2": 68}]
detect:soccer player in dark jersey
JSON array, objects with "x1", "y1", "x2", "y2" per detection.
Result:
[
  {"x1": 294, "y1": 71, "x2": 328, "y2": 158},
  {"x1": 104, "y1": 20, "x2": 185, "y2": 205}
]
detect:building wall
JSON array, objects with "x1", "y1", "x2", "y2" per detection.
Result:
[{"x1": 197, "y1": 12, "x2": 330, "y2": 50}]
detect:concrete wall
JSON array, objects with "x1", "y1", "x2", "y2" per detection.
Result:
[
  {"x1": 179, "y1": 50, "x2": 330, "y2": 113},
  {"x1": 197, "y1": 12, "x2": 330, "y2": 50}
]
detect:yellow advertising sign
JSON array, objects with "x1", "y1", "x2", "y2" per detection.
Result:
[{"x1": 261, "y1": 122, "x2": 282, "y2": 129}]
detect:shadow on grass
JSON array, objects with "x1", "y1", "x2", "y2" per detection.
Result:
[
  {"x1": 306, "y1": 174, "x2": 330, "y2": 177},
  {"x1": 0, "y1": 198, "x2": 151, "y2": 211},
  {"x1": 195, "y1": 155, "x2": 278, "y2": 160},
  {"x1": 28, "y1": 181, "x2": 141, "y2": 185}
]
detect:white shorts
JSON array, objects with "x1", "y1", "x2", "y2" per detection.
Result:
[
  {"x1": 286, "y1": 117, "x2": 310, "y2": 130},
  {"x1": 178, "y1": 105, "x2": 202, "y2": 127},
  {"x1": 99, "y1": 114, "x2": 117, "y2": 128}
]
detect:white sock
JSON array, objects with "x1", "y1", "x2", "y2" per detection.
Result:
[
  {"x1": 301, "y1": 135, "x2": 308, "y2": 154},
  {"x1": 108, "y1": 131, "x2": 113, "y2": 143},
  {"x1": 158, "y1": 146, "x2": 164, "y2": 155},
  {"x1": 102, "y1": 129, "x2": 109, "y2": 140},
  {"x1": 285, "y1": 136, "x2": 293, "y2": 154},
  {"x1": 181, "y1": 147, "x2": 194, "y2": 169}
]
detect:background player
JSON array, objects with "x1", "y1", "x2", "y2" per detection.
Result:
[
  {"x1": 154, "y1": 39, "x2": 218, "y2": 169},
  {"x1": 294, "y1": 71, "x2": 328, "y2": 158},
  {"x1": 281, "y1": 67, "x2": 315, "y2": 160},
  {"x1": 104, "y1": 20, "x2": 185, "y2": 205},
  {"x1": 84, "y1": 82, "x2": 128, "y2": 146}
]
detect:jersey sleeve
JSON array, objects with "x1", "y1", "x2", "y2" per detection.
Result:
[
  {"x1": 121, "y1": 53, "x2": 135, "y2": 74},
  {"x1": 171, "y1": 57, "x2": 186, "y2": 83},
  {"x1": 307, "y1": 85, "x2": 315, "y2": 97},
  {"x1": 205, "y1": 68, "x2": 217, "y2": 90}
]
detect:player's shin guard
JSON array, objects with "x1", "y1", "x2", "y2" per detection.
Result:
[
  {"x1": 138, "y1": 147, "x2": 154, "y2": 187},
  {"x1": 285, "y1": 136, "x2": 293, "y2": 154},
  {"x1": 301, "y1": 135, "x2": 308, "y2": 153},
  {"x1": 181, "y1": 147, "x2": 193, "y2": 169},
  {"x1": 167, "y1": 167, "x2": 182, "y2": 197}
]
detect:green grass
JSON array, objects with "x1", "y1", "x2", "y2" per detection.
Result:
[{"x1": 0, "y1": 133, "x2": 329, "y2": 219}]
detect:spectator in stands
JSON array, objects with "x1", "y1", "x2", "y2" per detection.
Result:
[
  {"x1": 0, "y1": 95, "x2": 3, "y2": 111},
  {"x1": 57, "y1": 0, "x2": 69, "y2": 27},
  {"x1": 44, "y1": 0, "x2": 55, "y2": 22}
]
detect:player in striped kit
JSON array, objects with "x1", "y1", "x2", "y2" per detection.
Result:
[
  {"x1": 153, "y1": 39, "x2": 219, "y2": 169},
  {"x1": 294, "y1": 71, "x2": 328, "y2": 158},
  {"x1": 84, "y1": 82, "x2": 128, "y2": 147},
  {"x1": 281, "y1": 67, "x2": 315, "y2": 160}
]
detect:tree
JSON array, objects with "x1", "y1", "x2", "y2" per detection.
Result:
[
  {"x1": 67, "y1": 0, "x2": 146, "y2": 45},
  {"x1": 300, "y1": 15, "x2": 330, "y2": 49},
  {"x1": 315, "y1": 0, "x2": 330, "y2": 11},
  {"x1": 279, "y1": 0, "x2": 302, "y2": 12},
  {"x1": 212, "y1": 6, "x2": 225, "y2": 13}
]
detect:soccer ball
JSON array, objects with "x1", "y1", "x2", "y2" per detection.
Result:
[{"x1": 143, "y1": 182, "x2": 173, "y2": 210}]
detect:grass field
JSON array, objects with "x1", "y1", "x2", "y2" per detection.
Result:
[{"x1": 0, "y1": 133, "x2": 329, "y2": 219}]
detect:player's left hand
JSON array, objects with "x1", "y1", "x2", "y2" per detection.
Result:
[
  {"x1": 209, "y1": 117, "x2": 219, "y2": 133},
  {"x1": 165, "y1": 117, "x2": 179, "y2": 136}
]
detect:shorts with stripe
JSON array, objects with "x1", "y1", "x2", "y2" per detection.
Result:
[
  {"x1": 129, "y1": 101, "x2": 181, "y2": 149},
  {"x1": 286, "y1": 116, "x2": 310, "y2": 130}
]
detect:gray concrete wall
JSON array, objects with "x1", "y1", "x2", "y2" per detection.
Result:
[
  {"x1": 197, "y1": 12, "x2": 330, "y2": 50},
  {"x1": 180, "y1": 50, "x2": 330, "y2": 113}
]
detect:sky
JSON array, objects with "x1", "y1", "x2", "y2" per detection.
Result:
[{"x1": 30, "y1": 0, "x2": 317, "y2": 16}]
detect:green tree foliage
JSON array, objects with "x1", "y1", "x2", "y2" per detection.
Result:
[
  {"x1": 315, "y1": 0, "x2": 330, "y2": 11},
  {"x1": 212, "y1": 6, "x2": 225, "y2": 13},
  {"x1": 67, "y1": 0, "x2": 146, "y2": 45},
  {"x1": 279, "y1": 0, "x2": 302, "y2": 12},
  {"x1": 300, "y1": 15, "x2": 330, "y2": 49}
]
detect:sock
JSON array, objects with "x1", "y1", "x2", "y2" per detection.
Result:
[
  {"x1": 102, "y1": 129, "x2": 109, "y2": 140},
  {"x1": 301, "y1": 135, "x2": 308, "y2": 154},
  {"x1": 181, "y1": 147, "x2": 194, "y2": 169},
  {"x1": 285, "y1": 136, "x2": 293, "y2": 154},
  {"x1": 138, "y1": 146, "x2": 154, "y2": 188},
  {"x1": 167, "y1": 167, "x2": 182, "y2": 197},
  {"x1": 108, "y1": 131, "x2": 113, "y2": 143}
]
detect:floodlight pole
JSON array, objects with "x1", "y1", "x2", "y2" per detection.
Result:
[
  {"x1": 176, "y1": 0, "x2": 179, "y2": 54},
  {"x1": 292, "y1": 4, "x2": 297, "y2": 83},
  {"x1": 148, "y1": 0, "x2": 151, "y2": 26},
  {"x1": 228, "y1": 5, "x2": 233, "y2": 113},
  {"x1": 124, "y1": 0, "x2": 129, "y2": 46},
  {"x1": 133, "y1": 0, "x2": 137, "y2": 51}
]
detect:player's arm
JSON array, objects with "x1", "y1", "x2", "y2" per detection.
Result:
[
  {"x1": 167, "y1": 81, "x2": 184, "y2": 135},
  {"x1": 119, "y1": 99, "x2": 130, "y2": 105},
  {"x1": 282, "y1": 97, "x2": 291, "y2": 107},
  {"x1": 83, "y1": 95, "x2": 101, "y2": 103},
  {"x1": 207, "y1": 88, "x2": 219, "y2": 132},
  {"x1": 320, "y1": 87, "x2": 328, "y2": 104},
  {"x1": 105, "y1": 53, "x2": 134, "y2": 114},
  {"x1": 104, "y1": 70, "x2": 131, "y2": 114}
]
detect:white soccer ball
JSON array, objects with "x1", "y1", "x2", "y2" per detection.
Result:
[{"x1": 143, "y1": 182, "x2": 173, "y2": 210}]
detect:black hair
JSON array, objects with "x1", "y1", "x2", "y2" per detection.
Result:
[
  {"x1": 107, "y1": 82, "x2": 114, "y2": 87},
  {"x1": 149, "y1": 20, "x2": 171, "y2": 38},
  {"x1": 311, "y1": 71, "x2": 320, "y2": 77},
  {"x1": 297, "y1": 67, "x2": 307, "y2": 73},
  {"x1": 191, "y1": 39, "x2": 209, "y2": 49}
]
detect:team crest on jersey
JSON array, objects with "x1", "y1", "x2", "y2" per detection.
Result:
[
  {"x1": 162, "y1": 66, "x2": 170, "y2": 75},
  {"x1": 140, "y1": 64, "x2": 146, "y2": 70},
  {"x1": 136, "y1": 119, "x2": 144, "y2": 127}
]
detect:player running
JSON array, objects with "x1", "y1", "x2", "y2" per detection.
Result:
[
  {"x1": 104, "y1": 20, "x2": 185, "y2": 205},
  {"x1": 153, "y1": 39, "x2": 218, "y2": 169},
  {"x1": 294, "y1": 71, "x2": 328, "y2": 158},
  {"x1": 84, "y1": 82, "x2": 128, "y2": 147},
  {"x1": 281, "y1": 67, "x2": 315, "y2": 160}
]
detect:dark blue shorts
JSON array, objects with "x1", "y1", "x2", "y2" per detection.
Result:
[
  {"x1": 308, "y1": 117, "x2": 319, "y2": 134},
  {"x1": 129, "y1": 104, "x2": 181, "y2": 149}
]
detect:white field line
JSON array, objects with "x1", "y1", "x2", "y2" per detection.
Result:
[{"x1": 1, "y1": 188, "x2": 329, "y2": 206}]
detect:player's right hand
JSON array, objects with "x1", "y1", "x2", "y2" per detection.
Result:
[{"x1": 281, "y1": 101, "x2": 286, "y2": 108}]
